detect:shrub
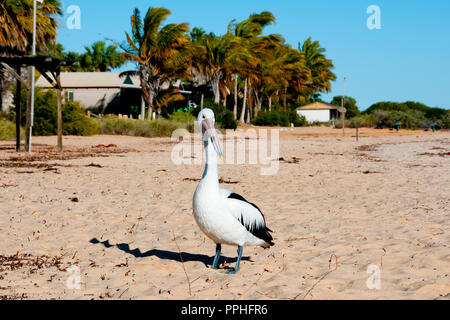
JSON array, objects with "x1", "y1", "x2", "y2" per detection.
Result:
[
  {"x1": 0, "y1": 119, "x2": 23, "y2": 140},
  {"x1": 168, "y1": 111, "x2": 196, "y2": 132},
  {"x1": 97, "y1": 117, "x2": 193, "y2": 137},
  {"x1": 9, "y1": 87, "x2": 98, "y2": 136},
  {"x1": 334, "y1": 114, "x2": 376, "y2": 128},
  {"x1": 372, "y1": 110, "x2": 428, "y2": 129},
  {"x1": 252, "y1": 109, "x2": 307, "y2": 127},
  {"x1": 191, "y1": 99, "x2": 237, "y2": 129},
  {"x1": 62, "y1": 102, "x2": 99, "y2": 136},
  {"x1": 253, "y1": 110, "x2": 289, "y2": 126}
]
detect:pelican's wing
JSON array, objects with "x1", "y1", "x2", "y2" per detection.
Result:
[{"x1": 220, "y1": 189, "x2": 274, "y2": 245}]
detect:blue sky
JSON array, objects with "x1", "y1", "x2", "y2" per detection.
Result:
[{"x1": 57, "y1": 0, "x2": 450, "y2": 110}]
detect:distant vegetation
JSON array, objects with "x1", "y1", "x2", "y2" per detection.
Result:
[
  {"x1": 97, "y1": 115, "x2": 195, "y2": 137},
  {"x1": 330, "y1": 96, "x2": 449, "y2": 130},
  {"x1": 9, "y1": 86, "x2": 98, "y2": 136},
  {"x1": 0, "y1": 118, "x2": 19, "y2": 140}
]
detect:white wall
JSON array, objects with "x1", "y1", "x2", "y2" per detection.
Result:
[
  {"x1": 66, "y1": 88, "x2": 120, "y2": 112},
  {"x1": 297, "y1": 109, "x2": 331, "y2": 123}
]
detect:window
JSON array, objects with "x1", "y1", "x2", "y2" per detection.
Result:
[{"x1": 68, "y1": 91, "x2": 74, "y2": 102}]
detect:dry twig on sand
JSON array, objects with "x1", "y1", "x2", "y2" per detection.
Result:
[
  {"x1": 171, "y1": 230, "x2": 191, "y2": 296},
  {"x1": 294, "y1": 254, "x2": 339, "y2": 300},
  {"x1": 234, "y1": 271, "x2": 265, "y2": 300}
]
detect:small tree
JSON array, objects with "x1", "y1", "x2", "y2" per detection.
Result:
[{"x1": 331, "y1": 95, "x2": 360, "y2": 118}]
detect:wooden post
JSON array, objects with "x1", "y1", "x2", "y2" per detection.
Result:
[
  {"x1": 25, "y1": 67, "x2": 33, "y2": 152},
  {"x1": 341, "y1": 97, "x2": 345, "y2": 137},
  {"x1": 15, "y1": 65, "x2": 21, "y2": 152},
  {"x1": 356, "y1": 124, "x2": 359, "y2": 141},
  {"x1": 56, "y1": 69, "x2": 63, "y2": 152}
]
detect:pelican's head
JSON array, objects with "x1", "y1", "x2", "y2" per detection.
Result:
[{"x1": 197, "y1": 108, "x2": 223, "y2": 158}]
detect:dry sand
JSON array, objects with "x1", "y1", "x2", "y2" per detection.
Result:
[{"x1": 0, "y1": 127, "x2": 449, "y2": 300}]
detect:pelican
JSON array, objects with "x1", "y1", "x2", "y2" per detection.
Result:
[{"x1": 193, "y1": 108, "x2": 274, "y2": 274}]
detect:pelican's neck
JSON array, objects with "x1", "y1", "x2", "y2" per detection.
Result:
[{"x1": 201, "y1": 139, "x2": 219, "y2": 190}]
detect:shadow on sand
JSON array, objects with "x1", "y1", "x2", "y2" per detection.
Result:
[{"x1": 89, "y1": 238, "x2": 251, "y2": 268}]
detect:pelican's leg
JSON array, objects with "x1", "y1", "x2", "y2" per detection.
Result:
[
  {"x1": 227, "y1": 246, "x2": 243, "y2": 274},
  {"x1": 211, "y1": 244, "x2": 221, "y2": 269}
]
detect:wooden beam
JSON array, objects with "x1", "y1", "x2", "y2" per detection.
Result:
[
  {"x1": 36, "y1": 69, "x2": 57, "y2": 88},
  {"x1": 1, "y1": 62, "x2": 29, "y2": 88},
  {"x1": 25, "y1": 67, "x2": 32, "y2": 152},
  {"x1": 56, "y1": 68, "x2": 63, "y2": 152},
  {"x1": 15, "y1": 66, "x2": 22, "y2": 152}
]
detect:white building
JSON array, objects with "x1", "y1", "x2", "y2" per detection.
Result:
[{"x1": 296, "y1": 102, "x2": 343, "y2": 123}]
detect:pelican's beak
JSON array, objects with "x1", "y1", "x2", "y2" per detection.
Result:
[{"x1": 202, "y1": 119, "x2": 223, "y2": 159}]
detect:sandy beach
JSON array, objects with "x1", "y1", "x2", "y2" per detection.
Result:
[{"x1": 0, "y1": 127, "x2": 449, "y2": 300}]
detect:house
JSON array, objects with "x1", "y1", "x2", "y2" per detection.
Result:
[
  {"x1": 296, "y1": 102, "x2": 344, "y2": 123},
  {"x1": 35, "y1": 72, "x2": 141, "y2": 114},
  {"x1": 36, "y1": 72, "x2": 192, "y2": 116}
]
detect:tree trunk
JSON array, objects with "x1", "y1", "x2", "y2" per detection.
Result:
[
  {"x1": 268, "y1": 96, "x2": 272, "y2": 111},
  {"x1": 139, "y1": 95, "x2": 145, "y2": 120},
  {"x1": 147, "y1": 90, "x2": 155, "y2": 120},
  {"x1": 200, "y1": 93, "x2": 204, "y2": 110},
  {"x1": 246, "y1": 105, "x2": 251, "y2": 124},
  {"x1": 239, "y1": 78, "x2": 248, "y2": 123},
  {"x1": 283, "y1": 86, "x2": 287, "y2": 111},
  {"x1": 254, "y1": 91, "x2": 261, "y2": 118},
  {"x1": 211, "y1": 73, "x2": 220, "y2": 104},
  {"x1": 233, "y1": 74, "x2": 238, "y2": 120}
]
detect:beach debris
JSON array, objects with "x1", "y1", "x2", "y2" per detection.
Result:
[
  {"x1": 356, "y1": 144, "x2": 380, "y2": 152},
  {"x1": 70, "y1": 197, "x2": 79, "y2": 202},
  {"x1": 418, "y1": 152, "x2": 449, "y2": 157},
  {"x1": 362, "y1": 170, "x2": 384, "y2": 174},
  {"x1": 85, "y1": 163, "x2": 103, "y2": 168},
  {"x1": 93, "y1": 144, "x2": 118, "y2": 148},
  {"x1": 278, "y1": 157, "x2": 301, "y2": 164},
  {"x1": 0, "y1": 253, "x2": 66, "y2": 273},
  {"x1": 219, "y1": 177, "x2": 239, "y2": 184}
]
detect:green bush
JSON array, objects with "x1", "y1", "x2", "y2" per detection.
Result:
[
  {"x1": 9, "y1": 87, "x2": 98, "y2": 136},
  {"x1": 372, "y1": 110, "x2": 428, "y2": 129},
  {"x1": 97, "y1": 117, "x2": 193, "y2": 137},
  {"x1": 0, "y1": 119, "x2": 23, "y2": 140},
  {"x1": 168, "y1": 111, "x2": 196, "y2": 132},
  {"x1": 334, "y1": 114, "x2": 376, "y2": 128},
  {"x1": 364, "y1": 100, "x2": 449, "y2": 129},
  {"x1": 253, "y1": 110, "x2": 289, "y2": 126},
  {"x1": 252, "y1": 109, "x2": 307, "y2": 127},
  {"x1": 191, "y1": 99, "x2": 238, "y2": 130},
  {"x1": 62, "y1": 102, "x2": 99, "y2": 136}
]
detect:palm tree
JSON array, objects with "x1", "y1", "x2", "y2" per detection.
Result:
[
  {"x1": 298, "y1": 37, "x2": 336, "y2": 102},
  {"x1": 80, "y1": 41, "x2": 125, "y2": 72},
  {"x1": 0, "y1": 0, "x2": 62, "y2": 55},
  {"x1": 0, "y1": 0, "x2": 61, "y2": 112},
  {"x1": 189, "y1": 30, "x2": 246, "y2": 106},
  {"x1": 120, "y1": 7, "x2": 191, "y2": 119},
  {"x1": 229, "y1": 11, "x2": 276, "y2": 123}
]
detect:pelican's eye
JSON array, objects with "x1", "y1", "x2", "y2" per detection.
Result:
[{"x1": 202, "y1": 115, "x2": 206, "y2": 120}]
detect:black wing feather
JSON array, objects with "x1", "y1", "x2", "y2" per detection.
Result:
[{"x1": 228, "y1": 193, "x2": 274, "y2": 246}]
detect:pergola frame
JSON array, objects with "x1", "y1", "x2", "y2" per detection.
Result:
[{"x1": 0, "y1": 55, "x2": 77, "y2": 152}]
